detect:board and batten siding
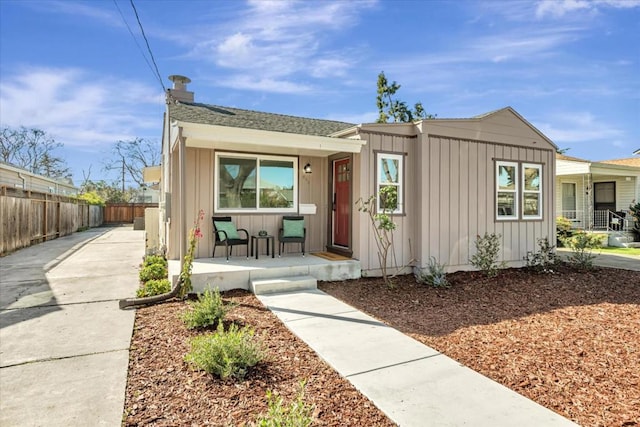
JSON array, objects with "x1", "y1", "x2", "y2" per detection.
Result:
[
  {"x1": 174, "y1": 147, "x2": 328, "y2": 259},
  {"x1": 418, "y1": 135, "x2": 556, "y2": 272},
  {"x1": 353, "y1": 131, "x2": 416, "y2": 275}
]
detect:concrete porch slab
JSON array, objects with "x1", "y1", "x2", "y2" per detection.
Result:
[{"x1": 169, "y1": 254, "x2": 361, "y2": 293}]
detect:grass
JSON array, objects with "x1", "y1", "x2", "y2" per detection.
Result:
[{"x1": 597, "y1": 246, "x2": 640, "y2": 256}]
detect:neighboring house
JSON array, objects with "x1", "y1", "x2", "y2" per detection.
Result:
[
  {"x1": 0, "y1": 162, "x2": 78, "y2": 196},
  {"x1": 556, "y1": 154, "x2": 640, "y2": 231},
  {"x1": 158, "y1": 76, "x2": 557, "y2": 275}
]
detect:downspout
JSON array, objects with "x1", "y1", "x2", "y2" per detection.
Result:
[{"x1": 17, "y1": 172, "x2": 27, "y2": 189}]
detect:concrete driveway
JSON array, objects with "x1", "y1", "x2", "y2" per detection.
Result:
[{"x1": 0, "y1": 226, "x2": 143, "y2": 426}]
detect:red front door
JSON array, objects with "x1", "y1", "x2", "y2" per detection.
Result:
[{"x1": 333, "y1": 158, "x2": 350, "y2": 247}]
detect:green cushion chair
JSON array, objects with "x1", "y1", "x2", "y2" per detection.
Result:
[
  {"x1": 278, "y1": 216, "x2": 306, "y2": 257},
  {"x1": 212, "y1": 216, "x2": 249, "y2": 261}
]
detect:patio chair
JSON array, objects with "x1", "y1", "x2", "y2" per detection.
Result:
[
  {"x1": 212, "y1": 216, "x2": 249, "y2": 261},
  {"x1": 278, "y1": 216, "x2": 306, "y2": 256}
]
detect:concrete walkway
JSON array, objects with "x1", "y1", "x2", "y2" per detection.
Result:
[
  {"x1": 557, "y1": 247, "x2": 640, "y2": 271},
  {"x1": 0, "y1": 226, "x2": 143, "y2": 427},
  {"x1": 258, "y1": 290, "x2": 578, "y2": 426}
]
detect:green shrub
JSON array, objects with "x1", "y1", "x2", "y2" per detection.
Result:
[
  {"x1": 255, "y1": 381, "x2": 314, "y2": 427},
  {"x1": 184, "y1": 323, "x2": 265, "y2": 380},
  {"x1": 415, "y1": 257, "x2": 449, "y2": 288},
  {"x1": 630, "y1": 201, "x2": 640, "y2": 241},
  {"x1": 524, "y1": 237, "x2": 560, "y2": 274},
  {"x1": 556, "y1": 216, "x2": 574, "y2": 247},
  {"x1": 139, "y1": 263, "x2": 167, "y2": 283},
  {"x1": 143, "y1": 255, "x2": 167, "y2": 268},
  {"x1": 182, "y1": 287, "x2": 236, "y2": 330},
  {"x1": 136, "y1": 278, "x2": 171, "y2": 297},
  {"x1": 564, "y1": 231, "x2": 601, "y2": 270},
  {"x1": 469, "y1": 232, "x2": 505, "y2": 277}
]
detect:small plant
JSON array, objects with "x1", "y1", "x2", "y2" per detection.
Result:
[
  {"x1": 565, "y1": 231, "x2": 601, "y2": 270},
  {"x1": 184, "y1": 322, "x2": 265, "y2": 380},
  {"x1": 136, "y1": 278, "x2": 171, "y2": 298},
  {"x1": 415, "y1": 257, "x2": 449, "y2": 288},
  {"x1": 469, "y1": 232, "x2": 505, "y2": 277},
  {"x1": 143, "y1": 255, "x2": 167, "y2": 268},
  {"x1": 255, "y1": 381, "x2": 314, "y2": 427},
  {"x1": 524, "y1": 237, "x2": 560, "y2": 274},
  {"x1": 138, "y1": 263, "x2": 168, "y2": 283},
  {"x1": 556, "y1": 216, "x2": 574, "y2": 247},
  {"x1": 629, "y1": 201, "x2": 640, "y2": 241},
  {"x1": 179, "y1": 209, "x2": 205, "y2": 298},
  {"x1": 182, "y1": 287, "x2": 236, "y2": 330}
]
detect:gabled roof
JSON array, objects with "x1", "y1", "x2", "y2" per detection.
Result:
[
  {"x1": 556, "y1": 153, "x2": 589, "y2": 162},
  {"x1": 169, "y1": 102, "x2": 354, "y2": 137}
]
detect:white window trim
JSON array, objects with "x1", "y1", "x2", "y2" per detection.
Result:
[
  {"x1": 214, "y1": 152, "x2": 298, "y2": 213},
  {"x1": 522, "y1": 163, "x2": 543, "y2": 220},
  {"x1": 376, "y1": 152, "x2": 404, "y2": 214},
  {"x1": 496, "y1": 161, "x2": 519, "y2": 220}
]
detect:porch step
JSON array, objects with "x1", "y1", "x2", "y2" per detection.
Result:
[
  {"x1": 250, "y1": 275, "x2": 317, "y2": 295},
  {"x1": 608, "y1": 232, "x2": 635, "y2": 248}
]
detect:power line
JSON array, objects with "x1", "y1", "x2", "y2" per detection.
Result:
[
  {"x1": 111, "y1": 0, "x2": 157, "y2": 85},
  {"x1": 129, "y1": 0, "x2": 166, "y2": 92}
]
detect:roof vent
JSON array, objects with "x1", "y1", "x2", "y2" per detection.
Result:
[{"x1": 167, "y1": 75, "x2": 194, "y2": 103}]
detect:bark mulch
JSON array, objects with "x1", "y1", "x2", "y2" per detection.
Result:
[{"x1": 124, "y1": 265, "x2": 639, "y2": 427}]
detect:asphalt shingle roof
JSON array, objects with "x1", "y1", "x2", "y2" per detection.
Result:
[{"x1": 169, "y1": 102, "x2": 355, "y2": 137}]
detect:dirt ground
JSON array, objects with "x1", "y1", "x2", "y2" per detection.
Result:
[{"x1": 124, "y1": 265, "x2": 639, "y2": 426}]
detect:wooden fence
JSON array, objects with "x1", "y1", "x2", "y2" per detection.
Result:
[
  {"x1": 103, "y1": 203, "x2": 157, "y2": 223},
  {"x1": 0, "y1": 186, "x2": 103, "y2": 255}
]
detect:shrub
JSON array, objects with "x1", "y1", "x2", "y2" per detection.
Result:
[
  {"x1": 143, "y1": 255, "x2": 167, "y2": 268},
  {"x1": 524, "y1": 237, "x2": 560, "y2": 274},
  {"x1": 565, "y1": 231, "x2": 601, "y2": 270},
  {"x1": 556, "y1": 216, "x2": 574, "y2": 247},
  {"x1": 629, "y1": 201, "x2": 640, "y2": 241},
  {"x1": 182, "y1": 287, "x2": 236, "y2": 330},
  {"x1": 136, "y1": 278, "x2": 171, "y2": 298},
  {"x1": 255, "y1": 381, "x2": 314, "y2": 427},
  {"x1": 415, "y1": 257, "x2": 449, "y2": 288},
  {"x1": 184, "y1": 323, "x2": 265, "y2": 380},
  {"x1": 139, "y1": 263, "x2": 167, "y2": 283},
  {"x1": 469, "y1": 232, "x2": 505, "y2": 277}
]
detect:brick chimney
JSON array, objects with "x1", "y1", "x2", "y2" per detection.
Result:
[{"x1": 167, "y1": 75, "x2": 194, "y2": 103}]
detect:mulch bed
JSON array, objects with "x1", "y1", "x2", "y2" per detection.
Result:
[{"x1": 124, "y1": 264, "x2": 639, "y2": 426}]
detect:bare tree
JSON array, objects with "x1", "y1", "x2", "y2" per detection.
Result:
[
  {"x1": 0, "y1": 126, "x2": 70, "y2": 179},
  {"x1": 104, "y1": 138, "x2": 161, "y2": 188}
]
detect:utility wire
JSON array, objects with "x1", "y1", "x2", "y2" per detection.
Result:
[
  {"x1": 111, "y1": 0, "x2": 157, "y2": 85},
  {"x1": 128, "y1": 0, "x2": 167, "y2": 92}
]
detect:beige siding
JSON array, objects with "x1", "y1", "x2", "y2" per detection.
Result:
[
  {"x1": 354, "y1": 131, "x2": 416, "y2": 274},
  {"x1": 417, "y1": 135, "x2": 555, "y2": 272},
  {"x1": 176, "y1": 148, "x2": 328, "y2": 259}
]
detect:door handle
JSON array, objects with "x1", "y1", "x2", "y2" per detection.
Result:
[{"x1": 332, "y1": 193, "x2": 337, "y2": 211}]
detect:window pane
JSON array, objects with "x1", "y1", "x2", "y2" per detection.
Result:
[
  {"x1": 378, "y1": 185, "x2": 398, "y2": 211},
  {"x1": 524, "y1": 167, "x2": 540, "y2": 191},
  {"x1": 379, "y1": 157, "x2": 399, "y2": 184},
  {"x1": 219, "y1": 157, "x2": 256, "y2": 208},
  {"x1": 497, "y1": 192, "x2": 516, "y2": 216},
  {"x1": 523, "y1": 193, "x2": 540, "y2": 216},
  {"x1": 259, "y1": 159, "x2": 294, "y2": 208},
  {"x1": 498, "y1": 166, "x2": 516, "y2": 190}
]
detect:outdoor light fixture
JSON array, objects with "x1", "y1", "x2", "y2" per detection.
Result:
[{"x1": 303, "y1": 163, "x2": 312, "y2": 174}]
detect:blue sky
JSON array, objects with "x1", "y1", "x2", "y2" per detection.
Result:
[{"x1": 1, "y1": 0, "x2": 639, "y2": 187}]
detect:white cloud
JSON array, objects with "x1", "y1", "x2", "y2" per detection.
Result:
[
  {"x1": 538, "y1": 111, "x2": 624, "y2": 143},
  {"x1": 187, "y1": 0, "x2": 377, "y2": 91},
  {"x1": 535, "y1": 0, "x2": 640, "y2": 18},
  {"x1": 216, "y1": 75, "x2": 313, "y2": 94},
  {"x1": 0, "y1": 67, "x2": 163, "y2": 147}
]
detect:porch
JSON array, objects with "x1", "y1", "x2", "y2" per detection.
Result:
[
  {"x1": 558, "y1": 209, "x2": 633, "y2": 231},
  {"x1": 168, "y1": 253, "x2": 361, "y2": 294}
]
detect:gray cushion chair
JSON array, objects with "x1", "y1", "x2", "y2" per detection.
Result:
[
  {"x1": 212, "y1": 216, "x2": 249, "y2": 260},
  {"x1": 278, "y1": 216, "x2": 306, "y2": 256}
]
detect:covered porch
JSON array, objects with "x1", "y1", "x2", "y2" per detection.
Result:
[{"x1": 168, "y1": 253, "x2": 361, "y2": 294}]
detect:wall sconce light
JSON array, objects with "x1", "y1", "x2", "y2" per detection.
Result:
[{"x1": 303, "y1": 163, "x2": 312, "y2": 174}]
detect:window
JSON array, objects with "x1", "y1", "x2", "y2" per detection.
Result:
[
  {"x1": 561, "y1": 182, "x2": 577, "y2": 219},
  {"x1": 523, "y1": 163, "x2": 542, "y2": 219},
  {"x1": 215, "y1": 153, "x2": 298, "y2": 212},
  {"x1": 496, "y1": 161, "x2": 518, "y2": 219},
  {"x1": 496, "y1": 161, "x2": 543, "y2": 221},
  {"x1": 376, "y1": 152, "x2": 403, "y2": 214}
]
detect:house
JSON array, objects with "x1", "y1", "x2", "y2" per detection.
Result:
[
  {"x1": 556, "y1": 153, "x2": 640, "y2": 235},
  {"x1": 158, "y1": 76, "x2": 557, "y2": 279},
  {"x1": 0, "y1": 161, "x2": 78, "y2": 195}
]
